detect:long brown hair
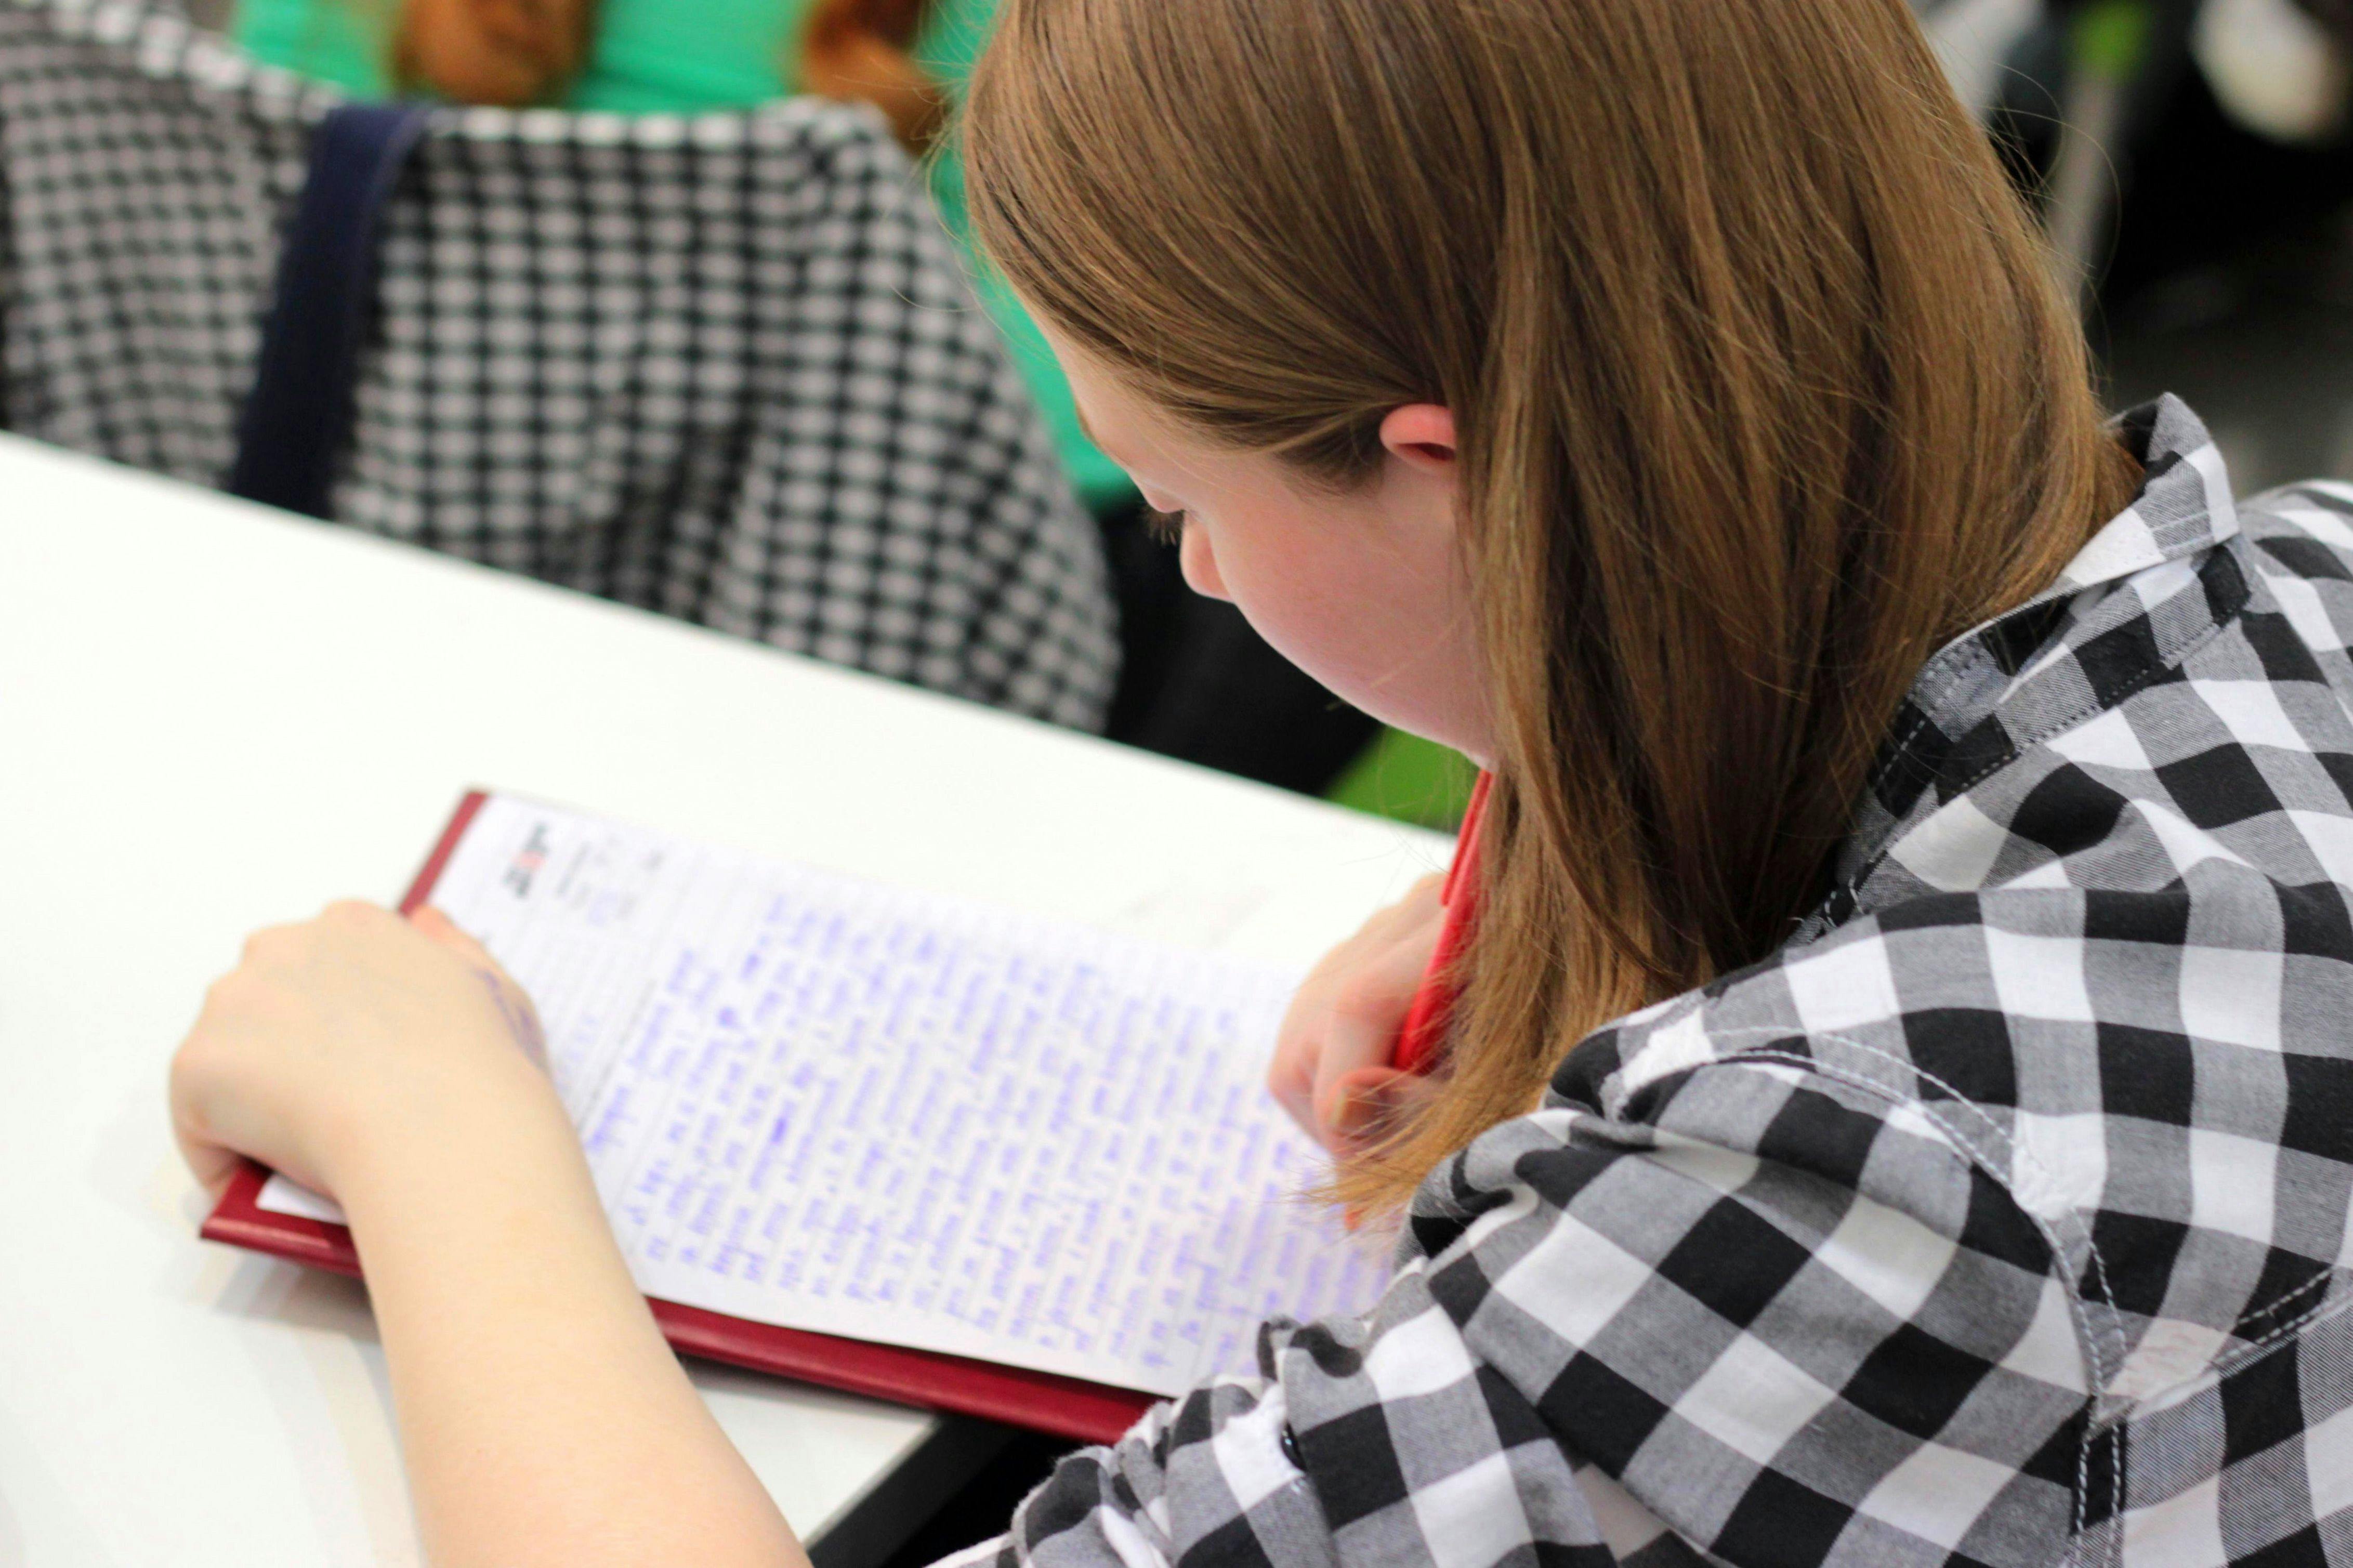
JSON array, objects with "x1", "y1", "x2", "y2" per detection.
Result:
[
  {"x1": 965, "y1": 0, "x2": 2141, "y2": 1213},
  {"x1": 390, "y1": 0, "x2": 945, "y2": 151}
]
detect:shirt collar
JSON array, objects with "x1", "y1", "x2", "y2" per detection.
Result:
[
  {"x1": 1818, "y1": 396, "x2": 2250, "y2": 910},
  {"x1": 2044, "y1": 394, "x2": 2239, "y2": 596},
  {"x1": 1908, "y1": 393, "x2": 2242, "y2": 702}
]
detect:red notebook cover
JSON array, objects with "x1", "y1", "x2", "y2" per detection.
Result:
[{"x1": 200, "y1": 790, "x2": 1159, "y2": 1446}]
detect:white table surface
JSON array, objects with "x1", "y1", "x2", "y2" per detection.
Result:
[{"x1": 0, "y1": 436, "x2": 1451, "y2": 1568}]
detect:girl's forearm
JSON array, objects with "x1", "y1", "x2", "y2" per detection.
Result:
[{"x1": 336, "y1": 1091, "x2": 808, "y2": 1568}]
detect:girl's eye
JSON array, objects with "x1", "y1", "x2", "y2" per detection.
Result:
[{"x1": 1144, "y1": 508, "x2": 1187, "y2": 545}]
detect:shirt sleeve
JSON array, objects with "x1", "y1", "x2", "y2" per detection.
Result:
[{"x1": 940, "y1": 1047, "x2": 2096, "y2": 1568}]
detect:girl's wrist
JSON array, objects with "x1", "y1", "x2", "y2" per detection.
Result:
[{"x1": 325, "y1": 1053, "x2": 583, "y2": 1230}]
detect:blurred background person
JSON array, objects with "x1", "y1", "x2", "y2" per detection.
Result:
[
  {"x1": 229, "y1": 0, "x2": 1408, "y2": 802},
  {"x1": 213, "y1": 0, "x2": 2353, "y2": 824}
]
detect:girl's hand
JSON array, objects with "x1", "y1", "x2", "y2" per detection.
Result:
[
  {"x1": 176, "y1": 908, "x2": 806, "y2": 1568},
  {"x1": 1269, "y1": 873, "x2": 1448, "y2": 1153},
  {"x1": 170, "y1": 901, "x2": 555, "y2": 1205}
]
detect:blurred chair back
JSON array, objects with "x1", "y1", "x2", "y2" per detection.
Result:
[{"x1": 0, "y1": 0, "x2": 1117, "y2": 731}]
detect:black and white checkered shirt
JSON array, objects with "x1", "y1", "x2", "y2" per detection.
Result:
[
  {"x1": 947, "y1": 399, "x2": 2353, "y2": 1567},
  {"x1": 0, "y1": 0, "x2": 1116, "y2": 728}
]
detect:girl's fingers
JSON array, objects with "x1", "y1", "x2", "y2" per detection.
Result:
[
  {"x1": 168, "y1": 1037, "x2": 248, "y2": 1201},
  {"x1": 172, "y1": 1115, "x2": 242, "y2": 1202},
  {"x1": 1270, "y1": 874, "x2": 1452, "y2": 1146},
  {"x1": 1270, "y1": 938, "x2": 1380, "y2": 1130},
  {"x1": 412, "y1": 906, "x2": 549, "y2": 1069},
  {"x1": 1309, "y1": 930, "x2": 1443, "y2": 1148},
  {"x1": 410, "y1": 904, "x2": 491, "y2": 966},
  {"x1": 1270, "y1": 926, "x2": 1416, "y2": 1134},
  {"x1": 1328, "y1": 1064, "x2": 1443, "y2": 1149}
]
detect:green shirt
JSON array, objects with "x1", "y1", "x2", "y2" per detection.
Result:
[{"x1": 232, "y1": 0, "x2": 1135, "y2": 512}]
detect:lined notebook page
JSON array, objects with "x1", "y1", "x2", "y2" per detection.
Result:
[{"x1": 261, "y1": 794, "x2": 1389, "y2": 1396}]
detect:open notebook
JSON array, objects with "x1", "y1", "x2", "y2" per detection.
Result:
[{"x1": 204, "y1": 792, "x2": 1389, "y2": 1442}]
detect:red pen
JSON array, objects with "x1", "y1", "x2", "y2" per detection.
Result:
[{"x1": 1392, "y1": 770, "x2": 1491, "y2": 1074}]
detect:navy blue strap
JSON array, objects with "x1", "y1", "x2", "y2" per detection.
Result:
[{"x1": 229, "y1": 104, "x2": 431, "y2": 519}]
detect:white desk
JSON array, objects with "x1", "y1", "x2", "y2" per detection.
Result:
[{"x1": 0, "y1": 436, "x2": 1450, "y2": 1567}]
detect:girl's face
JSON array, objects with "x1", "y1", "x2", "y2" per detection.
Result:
[{"x1": 1049, "y1": 331, "x2": 1495, "y2": 765}]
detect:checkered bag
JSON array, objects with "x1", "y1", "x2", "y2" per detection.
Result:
[{"x1": 0, "y1": 0, "x2": 1118, "y2": 729}]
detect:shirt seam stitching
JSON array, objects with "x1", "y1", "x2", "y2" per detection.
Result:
[
  {"x1": 1842, "y1": 544, "x2": 2252, "y2": 902},
  {"x1": 1662, "y1": 1040, "x2": 2121, "y2": 1392},
  {"x1": 1629, "y1": 1042, "x2": 2117, "y2": 1545}
]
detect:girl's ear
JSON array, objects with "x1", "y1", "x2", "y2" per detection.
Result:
[{"x1": 1378, "y1": 405, "x2": 1459, "y2": 474}]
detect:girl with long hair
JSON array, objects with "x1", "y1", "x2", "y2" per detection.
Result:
[{"x1": 172, "y1": 0, "x2": 2353, "y2": 1561}]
